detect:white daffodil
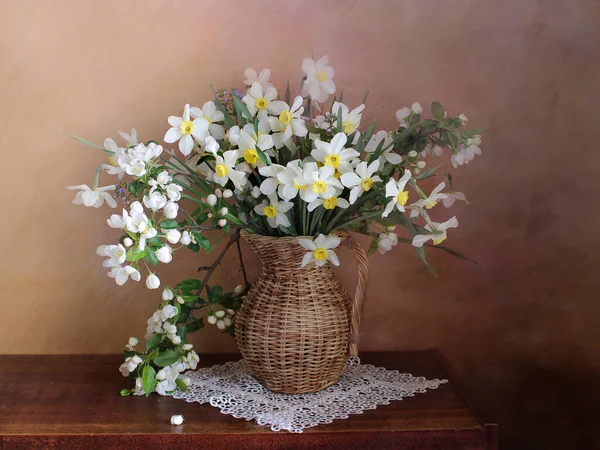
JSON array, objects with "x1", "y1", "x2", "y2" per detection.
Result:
[
  {"x1": 254, "y1": 194, "x2": 293, "y2": 228},
  {"x1": 268, "y1": 95, "x2": 308, "y2": 146},
  {"x1": 409, "y1": 182, "x2": 447, "y2": 218},
  {"x1": 302, "y1": 55, "x2": 336, "y2": 103},
  {"x1": 382, "y1": 170, "x2": 412, "y2": 218},
  {"x1": 412, "y1": 217, "x2": 459, "y2": 247},
  {"x1": 235, "y1": 129, "x2": 269, "y2": 168},
  {"x1": 307, "y1": 195, "x2": 350, "y2": 212},
  {"x1": 67, "y1": 184, "x2": 117, "y2": 208},
  {"x1": 164, "y1": 104, "x2": 209, "y2": 156},
  {"x1": 364, "y1": 131, "x2": 402, "y2": 165},
  {"x1": 340, "y1": 160, "x2": 382, "y2": 204},
  {"x1": 190, "y1": 101, "x2": 225, "y2": 140},
  {"x1": 298, "y1": 234, "x2": 341, "y2": 267},
  {"x1": 242, "y1": 82, "x2": 282, "y2": 119},
  {"x1": 378, "y1": 232, "x2": 399, "y2": 255},
  {"x1": 443, "y1": 191, "x2": 469, "y2": 208},
  {"x1": 243, "y1": 68, "x2": 272, "y2": 90},
  {"x1": 311, "y1": 133, "x2": 359, "y2": 174},
  {"x1": 258, "y1": 164, "x2": 286, "y2": 195},
  {"x1": 276, "y1": 160, "x2": 308, "y2": 201},
  {"x1": 118, "y1": 128, "x2": 138, "y2": 146},
  {"x1": 213, "y1": 150, "x2": 247, "y2": 190},
  {"x1": 331, "y1": 102, "x2": 364, "y2": 135},
  {"x1": 301, "y1": 163, "x2": 344, "y2": 203},
  {"x1": 115, "y1": 265, "x2": 141, "y2": 286}
]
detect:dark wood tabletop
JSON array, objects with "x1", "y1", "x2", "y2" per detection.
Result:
[{"x1": 0, "y1": 350, "x2": 497, "y2": 449}]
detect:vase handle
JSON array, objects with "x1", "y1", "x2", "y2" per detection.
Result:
[{"x1": 342, "y1": 234, "x2": 369, "y2": 357}]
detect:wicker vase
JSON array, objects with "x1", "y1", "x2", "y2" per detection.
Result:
[{"x1": 235, "y1": 231, "x2": 368, "y2": 394}]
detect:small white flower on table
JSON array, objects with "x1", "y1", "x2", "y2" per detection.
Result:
[{"x1": 170, "y1": 414, "x2": 184, "y2": 426}]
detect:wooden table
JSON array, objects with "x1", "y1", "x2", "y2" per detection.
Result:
[{"x1": 0, "y1": 351, "x2": 497, "y2": 449}]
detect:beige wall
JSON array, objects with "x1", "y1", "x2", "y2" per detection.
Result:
[{"x1": 1, "y1": 1, "x2": 600, "y2": 448}]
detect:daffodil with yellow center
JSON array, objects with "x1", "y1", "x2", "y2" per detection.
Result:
[
  {"x1": 313, "y1": 247, "x2": 328, "y2": 260},
  {"x1": 255, "y1": 97, "x2": 268, "y2": 110},
  {"x1": 411, "y1": 217, "x2": 459, "y2": 248},
  {"x1": 312, "y1": 180, "x2": 328, "y2": 194},
  {"x1": 243, "y1": 149, "x2": 258, "y2": 165},
  {"x1": 340, "y1": 160, "x2": 383, "y2": 205},
  {"x1": 279, "y1": 110, "x2": 292, "y2": 125},
  {"x1": 382, "y1": 170, "x2": 412, "y2": 218},
  {"x1": 342, "y1": 120, "x2": 357, "y2": 134},
  {"x1": 409, "y1": 182, "x2": 448, "y2": 219},
  {"x1": 215, "y1": 164, "x2": 229, "y2": 177},
  {"x1": 360, "y1": 177, "x2": 374, "y2": 191},
  {"x1": 263, "y1": 205, "x2": 277, "y2": 218},
  {"x1": 324, "y1": 154, "x2": 341, "y2": 168},
  {"x1": 425, "y1": 199, "x2": 437, "y2": 209},
  {"x1": 322, "y1": 197, "x2": 338, "y2": 210},
  {"x1": 179, "y1": 120, "x2": 194, "y2": 135},
  {"x1": 432, "y1": 236, "x2": 447, "y2": 245},
  {"x1": 397, "y1": 191, "x2": 409, "y2": 206},
  {"x1": 294, "y1": 181, "x2": 307, "y2": 190},
  {"x1": 315, "y1": 70, "x2": 328, "y2": 82}
]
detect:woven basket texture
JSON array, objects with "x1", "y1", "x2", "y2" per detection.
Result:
[{"x1": 235, "y1": 232, "x2": 355, "y2": 394}]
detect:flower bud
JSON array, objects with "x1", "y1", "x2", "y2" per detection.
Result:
[
  {"x1": 182, "y1": 344, "x2": 193, "y2": 351},
  {"x1": 207, "y1": 213, "x2": 213, "y2": 218},
  {"x1": 215, "y1": 310, "x2": 226, "y2": 318},
  {"x1": 171, "y1": 335, "x2": 182, "y2": 345},
  {"x1": 458, "y1": 113, "x2": 468, "y2": 125},
  {"x1": 223, "y1": 189, "x2": 233, "y2": 198},
  {"x1": 146, "y1": 273, "x2": 160, "y2": 289},
  {"x1": 206, "y1": 194, "x2": 217, "y2": 206},
  {"x1": 416, "y1": 161, "x2": 426, "y2": 169},
  {"x1": 410, "y1": 102, "x2": 423, "y2": 114},
  {"x1": 408, "y1": 151, "x2": 418, "y2": 159},
  {"x1": 215, "y1": 188, "x2": 222, "y2": 198},
  {"x1": 207, "y1": 315, "x2": 217, "y2": 325},
  {"x1": 180, "y1": 231, "x2": 191, "y2": 246},
  {"x1": 165, "y1": 229, "x2": 181, "y2": 244},
  {"x1": 176, "y1": 296, "x2": 184, "y2": 304},
  {"x1": 128, "y1": 337, "x2": 138, "y2": 347},
  {"x1": 226, "y1": 309, "x2": 236, "y2": 316},
  {"x1": 223, "y1": 317, "x2": 232, "y2": 327},
  {"x1": 218, "y1": 219, "x2": 227, "y2": 227},
  {"x1": 234, "y1": 285, "x2": 244, "y2": 294},
  {"x1": 123, "y1": 238, "x2": 133, "y2": 247},
  {"x1": 251, "y1": 186, "x2": 261, "y2": 198},
  {"x1": 155, "y1": 246, "x2": 173, "y2": 264},
  {"x1": 220, "y1": 207, "x2": 228, "y2": 216},
  {"x1": 170, "y1": 414, "x2": 184, "y2": 426},
  {"x1": 163, "y1": 201, "x2": 179, "y2": 219},
  {"x1": 162, "y1": 288, "x2": 174, "y2": 301},
  {"x1": 216, "y1": 320, "x2": 226, "y2": 330}
]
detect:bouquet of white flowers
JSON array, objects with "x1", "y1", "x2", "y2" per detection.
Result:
[{"x1": 68, "y1": 55, "x2": 483, "y2": 396}]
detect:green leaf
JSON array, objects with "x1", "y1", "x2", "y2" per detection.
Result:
[
  {"x1": 256, "y1": 147, "x2": 269, "y2": 165},
  {"x1": 431, "y1": 102, "x2": 445, "y2": 121},
  {"x1": 367, "y1": 138, "x2": 387, "y2": 164},
  {"x1": 232, "y1": 94, "x2": 253, "y2": 122},
  {"x1": 397, "y1": 217, "x2": 437, "y2": 276},
  {"x1": 176, "y1": 378, "x2": 189, "y2": 391},
  {"x1": 160, "y1": 220, "x2": 179, "y2": 230},
  {"x1": 462, "y1": 127, "x2": 486, "y2": 137},
  {"x1": 362, "y1": 89, "x2": 370, "y2": 104},
  {"x1": 285, "y1": 79, "x2": 290, "y2": 105},
  {"x1": 357, "y1": 120, "x2": 376, "y2": 153},
  {"x1": 336, "y1": 105, "x2": 343, "y2": 133},
  {"x1": 186, "y1": 318, "x2": 204, "y2": 333},
  {"x1": 393, "y1": 123, "x2": 419, "y2": 146},
  {"x1": 126, "y1": 248, "x2": 147, "y2": 262},
  {"x1": 153, "y1": 350, "x2": 181, "y2": 367},
  {"x1": 147, "y1": 249, "x2": 158, "y2": 266},
  {"x1": 63, "y1": 131, "x2": 109, "y2": 152},
  {"x1": 120, "y1": 389, "x2": 132, "y2": 396},
  {"x1": 408, "y1": 113, "x2": 421, "y2": 126},
  {"x1": 428, "y1": 243, "x2": 477, "y2": 264},
  {"x1": 415, "y1": 164, "x2": 441, "y2": 180},
  {"x1": 367, "y1": 238, "x2": 379, "y2": 257},
  {"x1": 177, "y1": 278, "x2": 203, "y2": 292},
  {"x1": 141, "y1": 365, "x2": 157, "y2": 397},
  {"x1": 209, "y1": 83, "x2": 234, "y2": 128},
  {"x1": 146, "y1": 334, "x2": 162, "y2": 350},
  {"x1": 191, "y1": 231, "x2": 211, "y2": 251}
]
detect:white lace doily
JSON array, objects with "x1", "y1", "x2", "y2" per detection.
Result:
[{"x1": 172, "y1": 358, "x2": 447, "y2": 433}]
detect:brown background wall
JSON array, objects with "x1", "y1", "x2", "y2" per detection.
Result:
[{"x1": 1, "y1": 1, "x2": 599, "y2": 448}]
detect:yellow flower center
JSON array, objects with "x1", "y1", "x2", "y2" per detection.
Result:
[
  {"x1": 294, "y1": 181, "x2": 306, "y2": 190},
  {"x1": 315, "y1": 70, "x2": 328, "y2": 82},
  {"x1": 264, "y1": 205, "x2": 277, "y2": 218},
  {"x1": 361, "y1": 178, "x2": 374, "y2": 191},
  {"x1": 324, "y1": 154, "x2": 340, "y2": 169},
  {"x1": 215, "y1": 164, "x2": 229, "y2": 177},
  {"x1": 108, "y1": 155, "x2": 117, "y2": 166},
  {"x1": 314, "y1": 247, "x2": 328, "y2": 260},
  {"x1": 334, "y1": 169, "x2": 342, "y2": 178},
  {"x1": 396, "y1": 191, "x2": 409, "y2": 206},
  {"x1": 323, "y1": 197, "x2": 338, "y2": 209},
  {"x1": 243, "y1": 149, "x2": 258, "y2": 165},
  {"x1": 180, "y1": 120, "x2": 194, "y2": 135},
  {"x1": 203, "y1": 115, "x2": 212, "y2": 124},
  {"x1": 425, "y1": 200, "x2": 437, "y2": 209},
  {"x1": 343, "y1": 120, "x2": 357, "y2": 134},
  {"x1": 255, "y1": 97, "x2": 268, "y2": 110},
  {"x1": 279, "y1": 110, "x2": 292, "y2": 125},
  {"x1": 312, "y1": 181, "x2": 327, "y2": 194},
  {"x1": 432, "y1": 236, "x2": 447, "y2": 245}
]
